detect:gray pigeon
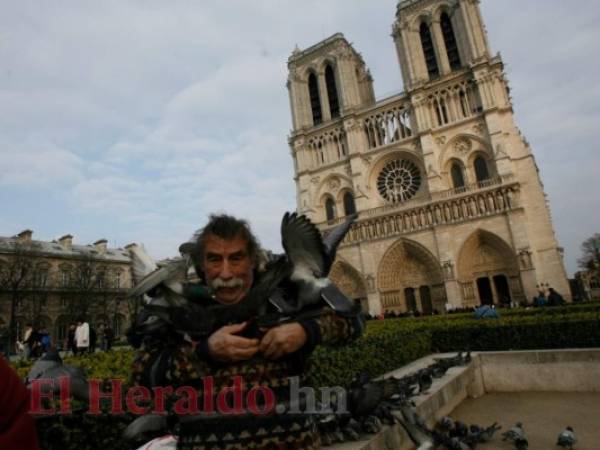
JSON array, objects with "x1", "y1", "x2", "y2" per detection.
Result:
[
  {"x1": 502, "y1": 422, "x2": 525, "y2": 442},
  {"x1": 436, "y1": 416, "x2": 455, "y2": 433},
  {"x1": 278, "y1": 212, "x2": 357, "y2": 312},
  {"x1": 394, "y1": 406, "x2": 445, "y2": 450},
  {"x1": 25, "y1": 350, "x2": 89, "y2": 402},
  {"x1": 514, "y1": 437, "x2": 528, "y2": 450},
  {"x1": 475, "y1": 422, "x2": 502, "y2": 443},
  {"x1": 556, "y1": 426, "x2": 577, "y2": 449},
  {"x1": 123, "y1": 413, "x2": 169, "y2": 442}
]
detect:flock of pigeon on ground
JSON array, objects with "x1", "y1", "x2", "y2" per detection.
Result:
[
  {"x1": 316, "y1": 352, "x2": 578, "y2": 450},
  {"x1": 23, "y1": 348, "x2": 579, "y2": 449}
]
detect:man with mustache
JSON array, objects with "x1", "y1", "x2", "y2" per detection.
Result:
[
  {"x1": 131, "y1": 214, "x2": 364, "y2": 449},
  {"x1": 200, "y1": 215, "x2": 310, "y2": 363}
]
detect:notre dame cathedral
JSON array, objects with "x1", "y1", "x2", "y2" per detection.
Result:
[{"x1": 286, "y1": 0, "x2": 570, "y2": 314}]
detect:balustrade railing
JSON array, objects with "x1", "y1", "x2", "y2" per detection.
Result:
[
  {"x1": 423, "y1": 78, "x2": 482, "y2": 130},
  {"x1": 322, "y1": 181, "x2": 520, "y2": 246},
  {"x1": 305, "y1": 124, "x2": 348, "y2": 169},
  {"x1": 361, "y1": 98, "x2": 413, "y2": 150}
]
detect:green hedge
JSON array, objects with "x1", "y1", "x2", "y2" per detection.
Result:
[{"x1": 10, "y1": 305, "x2": 600, "y2": 450}]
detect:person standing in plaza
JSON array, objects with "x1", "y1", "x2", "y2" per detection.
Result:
[
  {"x1": 67, "y1": 323, "x2": 77, "y2": 355},
  {"x1": 74, "y1": 318, "x2": 90, "y2": 355}
]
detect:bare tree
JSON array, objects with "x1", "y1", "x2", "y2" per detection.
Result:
[
  {"x1": 578, "y1": 233, "x2": 600, "y2": 275},
  {"x1": 0, "y1": 243, "x2": 33, "y2": 346},
  {"x1": 23, "y1": 264, "x2": 50, "y2": 328},
  {"x1": 66, "y1": 256, "x2": 110, "y2": 320}
]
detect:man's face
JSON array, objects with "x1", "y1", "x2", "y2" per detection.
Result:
[{"x1": 202, "y1": 234, "x2": 254, "y2": 305}]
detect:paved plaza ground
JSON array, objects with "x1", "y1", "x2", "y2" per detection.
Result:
[{"x1": 450, "y1": 391, "x2": 599, "y2": 449}]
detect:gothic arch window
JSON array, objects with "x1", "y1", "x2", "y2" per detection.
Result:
[
  {"x1": 474, "y1": 155, "x2": 490, "y2": 182},
  {"x1": 343, "y1": 191, "x2": 356, "y2": 216},
  {"x1": 458, "y1": 90, "x2": 469, "y2": 117},
  {"x1": 325, "y1": 196, "x2": 337, "y2": 222},
  {"x1": 308, "y1": 72, "x2": 322, "y2": 125},
  {"x1": 440, "y1": 12, "x2": 461, "y2": 70},
  {"x1": 377, "y1": 159, "x2": 422, "y2": 203},
  {"x1": 451, "y1": 162, "x2": 466, "y2": 188},
  {"x1": 325, "y1": 64, "x2": 340, "y2": 119},
  {"x1": 420, "y1": 22, "x2": 439, "y2": 78},
  {"x1": 434, "y1": 98, "x2": 449, "y2": 126}
]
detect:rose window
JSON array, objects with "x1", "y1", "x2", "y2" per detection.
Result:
[{"x1": 377, "y1": 159, "x2": 421, "y2": 203}]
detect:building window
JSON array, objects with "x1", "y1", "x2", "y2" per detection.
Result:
[
  {"x1": 308, "y1": 72, "x2": 322, "y2": 125},
  {"x1": 440, "y1": 12, "x2": 461, "y2": 70},
  {"x1": 34, "y1": 268, "x2": 49, "y2": 288},
  {"x1": 343, "y1": 191, "x2": 356, "y2": 216},
  {"x1": 420, "y1": 22, "x2": 439, "y2": 78},
  {"x1": 325, "y1": 65, "x2": 340, "y2": 118},
  {"x1": 451, "y1": 162, "x2": 465, "y2": 188},
  {"x1": 115, "y1": 272, "x2": 121, "y2": 289},
  {"x1": 474, "y1": 156, "x2": 490, "y2": 182},
  {"x1": 325, "y1": 197, "x2": 337, "y2": 222},
  {"x1": 61, "y1": 270, "x2": 70, "y2": 287}
]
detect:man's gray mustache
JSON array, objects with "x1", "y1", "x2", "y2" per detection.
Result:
[{"x1": 211, "y1": 278, "x2": 244, "y2": 289}]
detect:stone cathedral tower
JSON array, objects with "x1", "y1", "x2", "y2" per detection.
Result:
[{"x1": 286, "y1": 0, "x2": 570, "y2": 314}]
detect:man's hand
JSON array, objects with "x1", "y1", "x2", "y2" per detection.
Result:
[
  {"x1": 259, "y1": 323, "x2": 307, "y2": 360},
  {"x1": 207, "y1": 322, "x2": 260, "y2": 362}
]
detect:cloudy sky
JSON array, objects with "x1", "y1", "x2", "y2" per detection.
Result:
[{"x1": 1, "y1": 0, "x2": 598, "y2": 276}]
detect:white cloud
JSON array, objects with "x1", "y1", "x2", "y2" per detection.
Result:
[{"x1": 0, "y1": 140, "x2": 84, "y2": 188}]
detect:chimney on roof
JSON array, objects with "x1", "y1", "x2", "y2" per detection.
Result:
[
  {"x1": 17, "y1": 229, "x2": 33, "y2": 244},
  {"x1": 58, "y1": 234, "x2": 73, "y2": 250},
  {"x1": 94, "y1": 239, "x2": 108, "y2": 253}
]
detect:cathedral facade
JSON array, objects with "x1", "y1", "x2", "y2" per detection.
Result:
[{"x1": 286, "y1": 0, "x2": 570, "y2": 314}]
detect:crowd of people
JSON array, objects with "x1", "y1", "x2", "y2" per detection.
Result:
[
  {"x1": 368, "y1": 286, "x2": 570, "y2": 320},
  {"x1": 15, "y1": 318, "x2": 115, "y2": 359}
]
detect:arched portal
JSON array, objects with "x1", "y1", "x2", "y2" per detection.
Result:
[
  {"x1": 457, "y1": 230, "x2": 523, "y2": 306},
  {"x1": 377, "y1": 239, "x2": 446, "y2": 314},
  {"x1": 329, "y1": 261, "x2": 368, "y2": 313}
]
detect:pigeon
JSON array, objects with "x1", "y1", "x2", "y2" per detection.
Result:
[
  {"x1": 347, "y1": 376, "x2": 385, "y2": 417},
  {"x1": 449, "y1": 421, "x2": 469, "y2": 439},
  {"x1": 556, "y1": 426, "x2": 577, "y2": 449},
  {"x1": 417, "y1": 370, "x2": 433, "y2": 394},
  {"x1": 514, "y1": 437, "x2": 528, "y2": 450},
  {"x1": 447, "y1": 436, "x2": 472, "y2": 450},
  {"x1": 276, "y1": 212, "x2": 357, "y2": 313},
  {"x1": 393, "y1": 404, "x2": 453, "y2": 450},
  {"x1": 436, "y1": 416, "x2": 455, "y2": 434},
  {"x1": 25, "y1": 350, "x2": 89, "y2": 403},
  {"x1": 473, "y1": 422, "x2": 501, "y2": 443},
  {"x1": 502, "y1": 422, "x2": 525, "y2": 442},
  {"x1": 123, "y1": 414, "x2": 170, "y2": 442},
  {"x1": 360, "y1": 415, "x2": 382, "y2": 434}
]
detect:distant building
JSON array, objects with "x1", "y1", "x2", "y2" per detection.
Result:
[
  {"x1": 286, "y1": 0, "x2": 570, "y2": 314},
  {"x1": 0, "y1": 229, "x2": 140, "y2": 347}
]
